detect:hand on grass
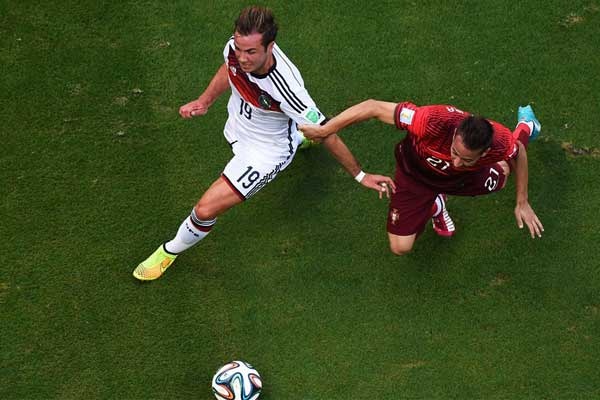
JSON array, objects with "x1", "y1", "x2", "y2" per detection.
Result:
[{"x1": 515, "y1": 201, "x2": 544, "y2": 238}]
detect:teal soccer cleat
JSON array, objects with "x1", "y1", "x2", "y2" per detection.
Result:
[{"x1": 518, "y1": 105, "x2": 541, "y2": 141}]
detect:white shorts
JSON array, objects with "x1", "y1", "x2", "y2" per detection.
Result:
[{"x1": 222, "y1": 148, "x2": 296, "y2": 199}]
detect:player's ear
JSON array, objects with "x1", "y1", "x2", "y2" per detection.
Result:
[
  {"x1": 481, "y1": 147, "x2": 491, "y2": 158},
  {"x1": 265, "y1": 41, "x2": 275, "y2": 53}
]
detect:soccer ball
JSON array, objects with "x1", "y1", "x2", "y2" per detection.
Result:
[{"x1": 212, "y1": 360, "x2": 262, "y2": 400}]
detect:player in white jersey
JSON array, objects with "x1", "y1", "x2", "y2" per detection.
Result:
[
  {"x1": 220, "y1": 36, "x2": 329, "y2": 198},
  {"x1": 133, "y1": 6, "x2": 395, "y2": 281},
  {"x1": 223, "y1": 38, "x2": 322, "y2": 161}
]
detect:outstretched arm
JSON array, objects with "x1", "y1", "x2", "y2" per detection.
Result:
[
  {"x1": 180, "y1": 63, "x2": 230, "y2": 118},
  {"x1": 322, "y1": 134, "x2": 396, "y2": 196},
  {"x1": 299, "y1": 99, "x2": 397, "y2": 140},
  {"x1": 509, "y1": 141, "x2": 544, "y2": 238}
]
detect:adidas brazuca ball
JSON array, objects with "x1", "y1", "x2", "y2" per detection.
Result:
[{"x1": 212, "y1": 360, "x2": 262, "y2": 400}]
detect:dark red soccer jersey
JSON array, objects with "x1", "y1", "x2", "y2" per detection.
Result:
[{"x1": 393, "y1": 102, "x2": 518, "y2": 190}]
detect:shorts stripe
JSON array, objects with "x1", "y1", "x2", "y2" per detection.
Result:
[
  {"x1": 286, "y1": 119, "x2": 294, "y2": 156},
  {"x1": 245, "y1": 159, "x2": 287, "y2": 198}
]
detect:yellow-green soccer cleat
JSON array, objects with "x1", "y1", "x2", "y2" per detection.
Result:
[
  {"x1": 133, "y1": 245, "x2": 177, "y2": 281},
  {"x1": 298, "y1": 131, "x2": 317, "y2": 150}
]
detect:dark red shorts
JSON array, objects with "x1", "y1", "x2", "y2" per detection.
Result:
[{"x1": 387, "y1": 152, "x2": 507, "y2": 236}]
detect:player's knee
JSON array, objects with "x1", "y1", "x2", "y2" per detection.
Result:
[
  {"x1": 389, "y1": 241, "x2": 413, "y2": 256},
  {"x1": 193, "y1": 203, "x2": 216, "y2": 221},
  {"x1": 390, "y1": 247, "x2": 411, "y2": 256},
  {"x1": 388, "y1": 233, "x2": 416, "y2": 256}
]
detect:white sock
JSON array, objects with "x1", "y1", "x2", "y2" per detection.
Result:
[{"x1": 164, "y1": 210, "x2": 216, "y2": 254}]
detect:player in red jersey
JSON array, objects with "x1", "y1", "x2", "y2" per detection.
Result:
[{"x1": 300, "y1": 100, "x2": 544, "y2": 255}]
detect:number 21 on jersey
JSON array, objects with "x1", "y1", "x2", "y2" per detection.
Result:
[
  {"x1": 426, "y1": 156, "x2": 450, "y2": 171},
  {"x1": 484, "y1": 167, "x2": 500, "y2": 191}
]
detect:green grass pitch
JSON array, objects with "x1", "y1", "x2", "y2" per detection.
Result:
[{"x1": 2, "y1": 1, "x2": 600, "y2": 398}]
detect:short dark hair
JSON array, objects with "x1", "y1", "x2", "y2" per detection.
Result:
[
  {"x1": 456, "y1": 115, "x2": 494, "y2": 152},
  {"x1": 234, "y1": 6, "x2": 278, "y2": 48}
]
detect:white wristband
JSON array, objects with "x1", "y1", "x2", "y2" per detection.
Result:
[{"x1": 354, "y1": 170, "x2": 366, "y2": 183}]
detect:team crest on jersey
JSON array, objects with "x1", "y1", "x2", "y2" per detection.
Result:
[
  {"x1": 390, "y1": 208, "x2": 400, "y2": 225},
  {"x1": 229, "y1": 65, "x2": 237, "y2": 76},
  {"x1": 258, "y1": 94, "x2": 272, "y2": 110},
  {"x1": 399, "y1": 108, "x2": 415, "y2": 125}
]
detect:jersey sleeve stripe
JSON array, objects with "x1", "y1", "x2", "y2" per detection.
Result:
[
  {"x1": 269, "y1": 70, "x2": 307, "y2": 113},
  {"x1": 269, "y1": 75, "x2": 302, "y2": 114},
  {"x1": 272, "y1": 69, "x2": 308, "y2": 109},
  {"x1": 269, "y1": 75, "x2": 302, "y2": 113},
  {"x1": 273, "y1": 47, "x2": 303, "y2": 86}
]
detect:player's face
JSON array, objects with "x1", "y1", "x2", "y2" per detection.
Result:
[
  {"x1": 233, "y1": 32, "x2": 274, "y2": 75},
  {"x1": 450, "y1": 133, "x2": 488, "y2": 168}
]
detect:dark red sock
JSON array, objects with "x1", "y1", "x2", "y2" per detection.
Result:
[{"x1": 513, "y1": 122, "x2": 531, "y2": 148}]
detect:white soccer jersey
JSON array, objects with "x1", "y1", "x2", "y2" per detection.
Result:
[{"x1": 222, "y1": 38, "x2": 326, "y2": 162}]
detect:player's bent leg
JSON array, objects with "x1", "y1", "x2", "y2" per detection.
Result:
[
  {"x1": 134, "y1": 153, "x2": 292, "y2": 281},
  {"x1": 194, "y1": 176, "x2": 245, "y2": 220},
  {"x1": 513, "y1": 106, "x2": 541, "y2": 148},
  {"x1": 133, "y1": 177, "x2": 243, "y2": 282},
  {"x1": 388, "y1": 233, "x2": 417, "y2": 256}
]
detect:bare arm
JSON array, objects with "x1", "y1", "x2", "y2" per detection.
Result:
[
  {"x1": 299, "y1": 99, "x2": 397, "y2": 140},
  {"x1": 509, "y1": 141, "x2": 544, "y2": 238},
  {"x1": 296, "y1": 99, "x2": 399, "y2": 195},
  {"x1": 321, "y1": 134, "x2": 396, "y2": 195},
  {"x1": 180, "y1": 63, "x2": 230, "y2": 118},
  {"x1": 322, "y1": 134, "x2": 362, "y2": 177}
]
